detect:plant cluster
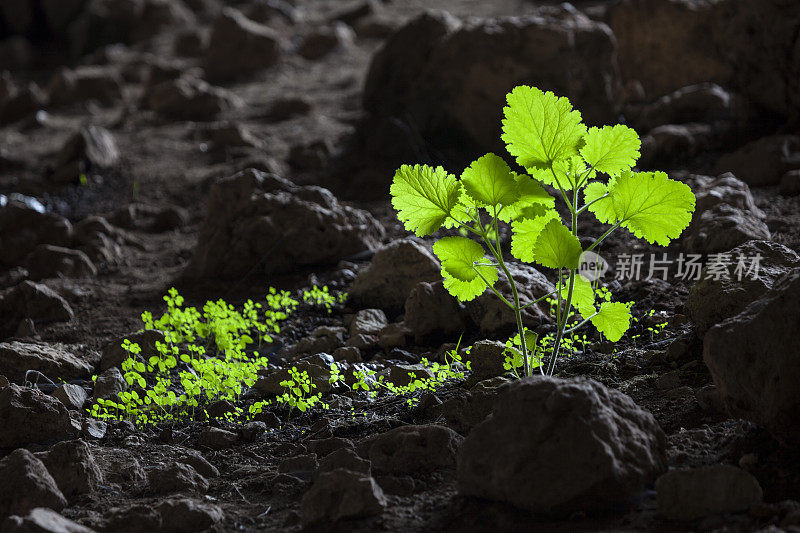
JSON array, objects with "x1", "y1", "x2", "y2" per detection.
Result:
[
  {"x1": 390, "y1": 86, "x2": 695, "y2": 377},
  {"x1": 89, "y1": 287, "x2": 300, "y2": 426},
  {"x1": 302, "y1": 285, "x2": 346, "y2": 314}
]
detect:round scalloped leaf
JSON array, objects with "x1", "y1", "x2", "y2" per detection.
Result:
[
  {"x1": 531, "y1": 218, "x2": 583, "y2": 270},
  {"x1": 510, "y1": 209, "x2": 559, "y2": 262},
  {"x1": 432, "y1": 236, "x2": 498, "y2": 302},
  {"x1": 590, "y1": 301, "x2": 632, "y2": 342},
  {"x1": 583, "y1": 181, "x2": 614, "y2": 223},
  {"x1": 610, "y1": 171, "x2": 696, "y2": 246},
  {"x1": 501, "y1": 86, "x2": 587, "y2": 171},
  {"x1": 498, "y1": 173, "x2": 555, "y2": 222},
  {"x1": 460, "y1": 153, "x2": 520, "y2": 209},
  {"x1": 390, "y1": 164, "x2": 464, "y2": 236},
  {"x1": 580, "y1": 125, "x2": 641, "y2": 176}
]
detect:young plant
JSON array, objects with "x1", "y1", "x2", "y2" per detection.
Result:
[{"x1": 390, "y1": 86, "x2": 695, "y2": 377}]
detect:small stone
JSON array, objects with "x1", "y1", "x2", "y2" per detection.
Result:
[
  {"x1": 467, "y1": 340, "x2": 508, "y2": 381},
  {"x1": 0, "y1": 449, "x2": 67, "y2": 518},
  {"x1": 197, "y1": 427, "x2": 238, "y2": 450},
  {"x1": 656, "y1": 465, "x2": 763, "y2": 520},
  {"x1": 104, "y1": 504, "x2": 162, "y2": 532},
  {"x1": 92, "y1": 368, "x2": 126, "y2": 402},
  {"x1": 350, "y1": 240, "x2": 441, "y2": 311},
  {"x1": 0, "y1": 341, "x2": 93, "y2": 384},
  {"x1": 0, "y1": 281, "x2": 74, "y2": 337},
  {"x1": 36, "y1": 440, "x2": 103, "y2": 499},
  {"x1": 53, "y1": 126, "x2": 119, "y2": 184},
  {"x1": 377, "y1": 322, "x2": 409, "y2": 350},
  {"x1": 346, "y1": 333, "x2": 377, "y2": 350},
  {"x1": 141, "y1": 77, "x2": 241, "y2": 121},
  {"x1": 388, "y1": 364, "x2": 433, "y2": 387},
  {"x1": 316, "y1": 448, "x2": 371, "y2": 478},
  {"x1": 300, "y1": 468, "x2": 386, "y2": 526},
  {"x1": 0, "y1": 384, "x2": 79, "y2": 448},
  {"x1": 298, "y1": 23, "x2": 354, "y2": 60},
  {"x1": 349, "y1": 309, "x2": 388, "y2": 337},
  {"x1": 204, "y1": 8, "x2": 281, "y2": 81},
  {"x1": 148, "y1": 463, "x2": 209, "y2": 494},
  {"x1": 279, "y1": 454, "x2": 319, "y2": 480},
  {"x1": 358, "y1": 424, "x2": 462, "y2": 474},
  {"x1": 239, "y1": 421, "x2": 267, "y2": 443},
  {"x1": 2, "y1": 508, "x2": 96, "y2": 533},
  {"x1": 332, "y1": 346, "x2": 361, "y2": 363},
  {"x1": 81, "y1": 419, "x2": 107, "y2": 440},
  {"x1": 156, "y1": 498, "x2": 224, "y2": 533},
  {"x1": 52, "y1": 383, "x2": 88, "y2": 410},
  {"x1": 307, "y1": 437, "x2": 354, "y2": 458}
]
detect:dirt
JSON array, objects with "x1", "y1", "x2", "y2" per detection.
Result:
[{"x1": 1, "y1": 0, "x2": 799, "y2": 531}]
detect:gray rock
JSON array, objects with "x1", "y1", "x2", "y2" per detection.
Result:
[
  {"x1": 141, "y1": 76, "x2": 241, "y2": 121},
  {"x1": 467, "y1": 340, "x2": 508, "y2": 381},
  {"x1": 178, "y1": 452, "x2": 219, "y2": 479},
  {"x1": 349, "y1": 309, "x2": 387, "y2": 338},
  {"x1": 204, "y1": 8, "x2": 281, "y2": 81},
  {"x1": 46, "y1": 66, "x2": 124, "y2": 107},
  {"x1": 0, "y1": 384, "x2": 79, "y2": 449},
  {"x1": 350, "y1": 239, "x2": 441, "y2": 311},
  {"x1": 103, "y1": 504, "x2": 162, "y2": 533},
  {"x1": 156, "y1": 498, "x2": 224, "y2": 533},
  {"x1": 364, "y1": 7, "x2": 619, "y2": 162},
  {"x1": 300, "y1": 468, "x2": 385, "y2": 526},
  {"x1": 633, "y1": 83, "x2": 733, "y2": 131},
  {"x1": 0, "y1": 281, "x2": 74, "y2": 337},
  {"x1": 185, "y1": 169, "x2": 383, "y2": 279},
  {"x1": 388, "y1": 364, "x2": 433, "y2": 387},
  {"x1": 0, "y1": 449, "x2": 66, "y2": 518},
  {"x1": 197, "y1": 427, "x2": 238, "y2": 450},
  {"x1": 704, "y1": 268, "x2": 800, "y2": 442},
  {"x1": 358, "y1": 424, "x2": 462, "y2": 474},
  {"x1": 377, "y1": 322, "x2": 409, "y2": 350},
  {"x1": 53, "y1": 126, "x2": 120, "y2": 184},
  {"x1": 316, "y1": 448, "x2": 371, "y2": 478},
  {"x1": 686, "y1": 240, "x2": 799, "y2": 334},
  {"x1": 0, "y1": 341, "x2": 93, "y2": 384},
  {"x1": 715, "y1": 135, "x2": 800, "y2": 187},
  {"x1": 2, "y1": 507, "x2": 96, "y2": 533},
  {"x1": 466, "y1": 262, "x2": 553, "y2": 334},
  {"x1": 288, "y1": 326, "x2": 346, "y2": 356},
  {"x1": 298, "y1": 23, "x2": 354, "y2": 60},
  {"x1": 53, "y1": 383, "x2": 88, "y2": 411},
  {"x1": 96, "y1": 449, "x2": 146, "y2": 489},
  {"x1": 148, "y1": 463, "x2": 209, "y2": 494},
  {"x1": 656, "y1": 465, "x2": 762, "y2": 520},
  {"x1": 404, "y1": 281, "x2": 464, "y2": 339},
  {"x1": 332, "y1": 346, "x2": 361, "y2": 363},
  {"x1": 36, "y1": 440, "x2": 103, "y2": 499},
  {"x1": 458, "y1": 376, "x2": 666, "y2": 512},
  {"x1": 92, "y1": 368, "x2": 126, "y2": 402},
  {"x1": 24, "y1": 245, "x2": 97, "y2": 280},
  {"x1": 639, "y1": 123, "x2": 713, "y2": 166},
  {"x1": 0, "y1": 203, "x2": 73, "y2": 266},
  {"x1": 279, "y1": 454, "x2": 319, "y2": 478}
]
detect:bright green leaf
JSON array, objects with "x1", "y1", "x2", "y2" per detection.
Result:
[
  {"x1": 390, "y1": 164, "x2": 463, "y2": 236},
  {"x1": 559, "y1": 274, "x2": 596, "y2": 317},
  {"x1": 460, "y1": 153, "x2": 520, "y2": 209},
  {"x1": 583, "y1": 181, "x2": 614, "y2": 223},
  {"x1": 501, "y1": 85, "x2": 587, "y2": 171},
  {"x1": 531, "y1": 218, "x2": 583, "y2": 269},
  {"x1": 498, "y1": 174, "x2": 555, "y2": 222},
  {"x1": 591, "y1": 171, "x2": 696, "y2": 245},
  {"x1": 433, "y1": 236, "x2": 498, "y2": 302},
  {"x1": 530, "y1": 155, "x2": 593, "y2": 190},
  {"x1": 510, "y1": 209, "x2": 559, "y2": 262},
  {"x1": 580, "y1": 125, "x2": 641, "y2": 176},
  {"x1": 590, "y1": 302, "x2": 632, "y2": 342}
]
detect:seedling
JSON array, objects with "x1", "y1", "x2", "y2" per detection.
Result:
[{"x1": 390, "y1": 86, "x2": 695, "y2": 377}]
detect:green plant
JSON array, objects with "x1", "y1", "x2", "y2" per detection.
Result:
[
  {"x1": 277, "y1": 367, "x2": 327, "y2": 416},
  {"x1": 390, "y1": 86, "x2": 695, "y2": 377},
  {"x1": 302, "y1": 285, "x2": 346, "y2": 314}
]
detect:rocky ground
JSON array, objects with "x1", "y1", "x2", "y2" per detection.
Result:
[{"x1": 1, "y1": 0, "x2": 800, "y2": 531}]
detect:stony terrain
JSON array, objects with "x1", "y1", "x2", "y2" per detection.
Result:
[{"x1": 1, "y1": 0, "x2": 800, "y2": 531}]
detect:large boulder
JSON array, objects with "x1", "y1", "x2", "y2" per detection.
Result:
[
  {"x1": 0, "y1": 281, "x2": 74, "y2": 338},
  {"x1": 681, "y1": 173, "x2": 770, "y2": 254},
  {"x1": 185, "y1": 169, "x2": 383, "y2": 279},
  {"x1": 0, "y1": 341, "x2": 93, "y2": 384},
  {"x1": 0, "y1": 384, "x2": 80, "y2": 449},
  {"x1": 363, "y1": 6, "x2": 620, "y2": 165},
  {"x1": 0, "y1": 449, "x2": 67, "y2": 518},
  {"x1": 0, "y1": 202, "x2": 73, "y2": 266},
  {"x1": 686, "y1": 240, "x2": 799, "y2": 334},
  {"x1": 203, "y1": 8, "x2": 281, "y2": 81},
  {"x1": 458, "y1": 376, "x2": 666, "y2": 512},
  {"x1": 714, "y1": 135, "x2": 800, "y2": 187},
  {"x1": 704, "y1": 269, "x2": 800, "y2": 442},
  {"x1": 608, "y1": 0, "x2": 800, "y2": 121},
  {"x1": 349, "y1": 239, "x2": 441, "y2": 311}
]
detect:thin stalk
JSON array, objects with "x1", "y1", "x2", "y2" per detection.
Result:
[
  {"x1": 585, "y1": 221, "x2": 622, "y2": 253},
  {"x1": 576, "y1": 193, "x2": 610, "y2": 216},
  {"x1": 519, "y1": 288, "x2": 559, "y2": 310}
]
